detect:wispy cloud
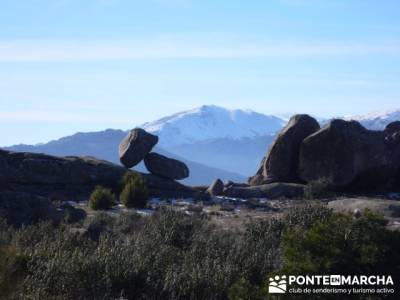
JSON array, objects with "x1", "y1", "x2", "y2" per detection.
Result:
[
  {"x1": 0, "y1": 38, "x2": 399, "y2": 62},
  {"x1": 0, "y1": 110, "x2": 134, "y2": 124}
]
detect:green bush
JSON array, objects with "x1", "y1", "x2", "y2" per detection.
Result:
[
  {"x1": 228, "y1": 278, "x2": 266, "y2": 300},
  {"x1": 120, "y1": 172, "x2": 148, "y2": 208},
  {"x1": 0, "y1": 245, "x2": 26, "y2": 298},
  {"x1": 88, "y1": 186, "x2": 116, "y2": 210},
  {"x1": 283, "y1": 203, "x2": 333, "y2": 229},
  {"x1": 281, "y1": 209, "x2": 400, "y2": 276}
]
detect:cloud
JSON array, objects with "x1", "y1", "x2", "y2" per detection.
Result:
[
  {"x1": 0, "y1": 110, "x2": 134, "y2": 124},
  {"x1": 0, "y1": 38, "x2": 399, "y2": 62}
]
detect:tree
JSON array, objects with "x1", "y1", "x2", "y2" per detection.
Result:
[
  {"x1": 120, "y1": 172, "x2": 148, "y2": 208},
  {"x1": 89, "y1": 186, "x2": 116, "y2": 210}
]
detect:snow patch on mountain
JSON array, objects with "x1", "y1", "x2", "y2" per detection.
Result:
[
  {"x1": 142, "y1": 105, "x2": 286, "y2": 147},
  {"x1": 346, "y1": 108, "x2": 400, "y2": 130}
]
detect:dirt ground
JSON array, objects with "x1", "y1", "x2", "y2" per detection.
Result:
[{"x1": 76, "y1": 196, "x2": 400, "y2": 231}]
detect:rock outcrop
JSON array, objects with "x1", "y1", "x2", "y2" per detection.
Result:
[
  {"x1": 384, "y1": 121, "x2": 400, "y2": 134},
  {"x1": 223, "y1": 182, "x2": 305, "y2": 199},
  {"x1": 144, "y1": 152, "x2": 189, "y2": 180},
  {"x1": 141, "y1": 173, "x2": 198, "y2": 198},
  {"x1": 0, "y1": 149, "x2": 126, "y2": 201},
  {"x1": 299, "y1": 119, "x2": 400, "y2": 189},
  {"x1": 206, "y1": 178, "x2": 224, "y2": 196},
  {"x1": 119, "y1": 128, "x2": 158, "y2": 168},
  {"x1": 384, "y1": 122, "x2": 400, "y2": 147},
  {"x1": 0, "y1": 149, "x2": 199, "y2": 202},
  {"x1": 249, "y1": 114, "x2": 320, "y2": 185}
]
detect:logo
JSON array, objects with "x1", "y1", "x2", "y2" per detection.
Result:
[
  {"x1": 267, "y1": 274, "x2": 394, "y2": 295},
  {"x1": 268, "y1": 275, "x2": 287, "y2": 293}
]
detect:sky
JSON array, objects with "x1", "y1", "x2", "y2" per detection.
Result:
[{"x1": 1, "y1": 0, "x2": 400, "y2": 146}]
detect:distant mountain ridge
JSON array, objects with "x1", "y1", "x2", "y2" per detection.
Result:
[
  {"x1": 346, "y1": 108, "x2": 400, "y2": 130},
  {"x1": 142, "y1": 105, "x2": 285, "y2": 147}
]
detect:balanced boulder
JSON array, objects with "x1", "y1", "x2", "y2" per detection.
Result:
[
  {"x1": 119, "y1": 128, "x2": 158, "y2": 168},
  {"x1": 144, "y1": 152, "x2": 189, "y2": 180},
  {"x1": 206, "y1": 178, "x2": 224, "y2": 196},
  {"x1": 299, "y1": 119, "x2": 400, "y2": 189},
  {"x1": 249, "y1": 114, "x2": 320, "y2": 185}
]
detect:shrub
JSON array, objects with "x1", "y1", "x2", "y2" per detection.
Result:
[
  {"x1": 283, "y1": 203, "x2": 333, "y2": 229},
  {"x1": 120, "y1": 172, "x2": 148, "y2": 208},
  {"x1": 0, "y1": 245, "x2": 26, "y2": 298},
  {"x1": 304, "y1": 177, "x2": 336, "y2": 199},
  {"x1": 228, "y1": 278, "x2": 267, "y2": 300},
  {"x1": 1, "y1": 205, "x2": 398, "y2": 299},
  {"x1": 88, "y1": 186, "x2": 116, "y2": 210},
  {"x1": 281, "y1": 209, "x2": 400, "y2": 276}
]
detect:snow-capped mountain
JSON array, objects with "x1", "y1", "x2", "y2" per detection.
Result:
[
  {"x1": 142, "y1": 105, "x2": 285, "y2": 147},
  {"x1": 346, "y1": 108, "x2": 400, "y2": 130}
]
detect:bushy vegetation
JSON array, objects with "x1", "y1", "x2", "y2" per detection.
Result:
[
  {"x1": 0, "y1": 205, "x2": 398, "y2": 299},
  {"x1": 120, "y1": 172, "x2": 148, "y2": 208},
  {"x1": 0, "y1": 245, "x2": 26, "y2": 299},
  {"x1": 88, "y1": 186, "x2": 116, "y2": 210},
  {"x1": 282, "y1": 209, "x2": 400, "y2": 276}
]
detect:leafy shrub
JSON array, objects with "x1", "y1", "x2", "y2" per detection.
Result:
[
  {"x1": 88, "y1": 186, "x2": 116, "y2": 210},
  {"x1": 283, "y1": 203, "x2": 333, "y2": 229},
  {"x1": 85, "y1": 211, "x2": 144, "y2": 241},
  {"x1": 281, "y1": 209, "x2": 400, "y2": 276},
  {"x1": 228, "y1": 278, "x2": 267, "y2": 300},
  {"x1": 0, "y1": 245, "x2": 26, "y2": 298},
  {"x1": 120, "y1": 172, "x2": 148, "y2": 208},
  {"x1": 304, "y1": 177, "x2": 336, "y2": 199}
]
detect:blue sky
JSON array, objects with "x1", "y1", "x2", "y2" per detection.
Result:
[{"x1": 1, "y1": 0, "x2": 400, "y2": 146}]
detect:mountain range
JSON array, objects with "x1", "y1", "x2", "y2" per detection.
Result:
[
  {"x1": 5, "y1": 105, "x2": 400, "y2": 185},
  {"x1": 142, "y1": 105, "x2": 284, "y2": 147},
  {"x1": 346, "y1": 108, "x2": 400, "y2": 130}
]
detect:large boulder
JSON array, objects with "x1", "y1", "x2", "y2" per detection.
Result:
[
  {"x1": 0, "y1": 150, "x2": 126, "y2": 186},
  {"x1": 141, "y1": 173, "x2": 198, "y2": 198},
  {"x1": 299, "y1": 119, "x2": 400, "y2": 190},
  {"x1": 206, "y1": 178, "x2": 224, "y2": 196},
  {"x1": 119, "y1": 128, "x2": 158, "y2": 168},
  {"x1": 384, "y1": 122, "x2": 400, "y2": 148},
  {"x1": 223, "y1": 182, "x2": 305, "y2": 199},
  {"x1": 249, "y1": 114, "x2": 320, "y2": 185},
  {"x1": 144, "y1": 152, "x2": 189, "y2": 180},
  {"x1": 385, "y1": 121, "x2": 400, "y2": 134},
  {"x1": 0, "y1": 149, "x2": 127, "y2": 201}
]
